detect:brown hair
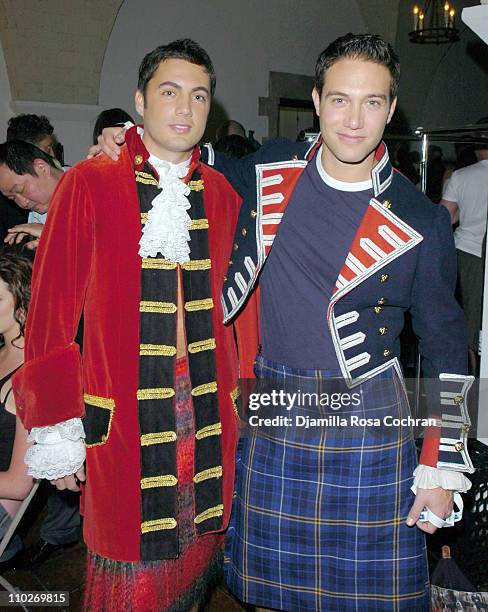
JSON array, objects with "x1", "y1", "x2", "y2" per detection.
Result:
[{"x1": 0, "y1": 247, "x2": 34, "y2": 347}]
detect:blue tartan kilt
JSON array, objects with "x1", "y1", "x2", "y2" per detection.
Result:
[{"x1": 224, "y1": 356, "x2": 429, "y2": 611}]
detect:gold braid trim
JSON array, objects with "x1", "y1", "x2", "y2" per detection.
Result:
[
  {"x1": 195, "y1": 422, "x2": 222, "y2": 440},
  {"x1": 188, "y1": 338, "x2": 216, "y2": 354},
  {"x1": 230, "y1": 386, "x2": 240, "y2": 419},
  {"x1": 83, "y1": 394, "x2": 115, "y2": 410},
  {"x1": 136, "y1": 175, "x2": 159, "y2": 187},
  {"x1": 140, "y1": 301, "x2": 177, "y2": 314},
  {"x1": 139, "y1": 344, "x2": 177, "y2": 356},
  {"x1": 141, "y1": 212, "x2": 148, "y2": 225},
  {"x1": 192, "y1": 381, "x2": 217, "y2": 396},
  {"x1": 184, "y1": 298, "x2": 214, "y2": 312},
  {"x1": 188, "y1": 179, "x2": 204, "y2": 191},
  {"x1": 193, "y1": 466, "x2": 223, "y2": 483},
  {"x1": 137, "y1": 388, "x2": 175, "y2": 400},
  {"x1": 190, "y1": 218, "x2": 209, "y2": 230},
  {"x1": 141, "y1": 475, "x2": 178, "y2": 489},
  {"x1": 140, "y1": 431, "x2": 177, "y2": 446},
  {"x1": 181, "y1": 259, "x2": 211, "y2": 271},
  {"x1": 136, "y1": 170, "x2": 157, "y2": 181},
  {"x1": 194, "y1": 504, "x2": 224, "y2": 525},
  {"x1": 141, "y1": 518, "x2": 177, "y2": 533},
  {"x1": 141, "y1": 258, "x2": 177, "y2": 270}
]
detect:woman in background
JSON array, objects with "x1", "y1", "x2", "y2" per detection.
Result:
[{"x1": 0, "y1": 248, "x2": 34, "y2": 569}]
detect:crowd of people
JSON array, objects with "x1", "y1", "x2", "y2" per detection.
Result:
[{"x1": 0, "y1": 32, "x2": 481, "y2": 611}]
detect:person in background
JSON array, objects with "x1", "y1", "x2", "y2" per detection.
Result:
[
  {"x1": 92, "y1": 108, "x2": 134, "y2": 146},
  {"x1": 0, "y1": 115, "x2": 59, "y2": 242},
  {"x1": 440, "y1": 118, "x2": 488, "y2": 374},
  {"x1": 0, "y1": 247, "x2": 34, "y2": 570},
  {"x1": 0, "y1": 141, "x2": 81, "y2": 567}
]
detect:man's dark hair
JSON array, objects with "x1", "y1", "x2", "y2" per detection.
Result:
[
  {"x1": 138, "y1": 38, "x2": 216, "y2": 97},
  {"x1": 93, "y1": 108, "x2": 135, "y2": 144},
  {"x1": 6, "y1": 114, "x2": 54, "y2": 145},
  {"x1": 314, "y1": 33, "x2": 400, "y2": 101},
  {"x1": 0, "y1": 140, "x2": 58, "y2": 177}
]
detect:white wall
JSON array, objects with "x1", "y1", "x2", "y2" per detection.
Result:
[
  {"x1": 0, "y1": 40, "x2": 13, "y2": 140},
  {"x1": 99, "y1": 0, "x2": 366, "y2": 143}
]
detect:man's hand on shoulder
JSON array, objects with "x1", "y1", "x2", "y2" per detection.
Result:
[
  {"x1": 87, "y1": 127, "x2": 127, "y2": 160},
  {"x1": 406, "y1": 487, "x2": 454, "y2": 534}
]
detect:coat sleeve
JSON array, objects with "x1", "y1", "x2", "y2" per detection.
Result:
[
  {"x1": 409, "y1": 204, "x2": 473, "y2": 472},
  {"x1": 12, "y1": 168, "x2": 95, "y2": 430}
]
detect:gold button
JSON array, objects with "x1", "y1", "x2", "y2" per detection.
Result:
[
  {"x1": 224, "y1": 276, "x2": 227, "y2": 282},
  {"x1": 134, "y1": 154, "x2": 143, "y2": 165},
  {"x1": 380, "y1": 274, "x2": 389, "y2": 283},
  {"x1": 383, "y1": 349, "x2": 391, "y2": 357},
  {"x1": 242, "y1": 228, "x2": 247, "y2": 237},
  {"x1": 233, "y1": 243, "x2": 239, "y2": 251},
  {"x1": 462, "y1": 424, "x2": 470, "y2": 433},
  {"x1": 454, "y1": 395, "x2": 464, "y2": 405},
  {"x1": 379, "y1": 327, "x2": 387, "y2": 335},
  {"x1": 377, "y1": 297, "x2": 386, "y2": 305},
  {"x1": 250, "y1": 210, "x2": 257, "y2": 219},
  {"x1": 229, "y1": 260, "x2": 233, "y2": 266},
  {"x1": 293, "y1": 155, "x2": 298, "y2": 160},
  {"x1": 101, "y1": 434, "x2": 107, "y2": 443},
  {"x1": 373, "y1": 306, "x2": 382, "y2": 314},
  {"x1": 454, "y1": 441, "x2": 465, "y2": 452},
  {"x1": 383, "y1": 199, "x2": 392, "y2": 209}
]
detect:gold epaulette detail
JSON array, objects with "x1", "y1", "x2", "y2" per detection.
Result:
[
  {"x1": 188, "y1": 179, "x2": 204, "y2": 191},
  {"x1": 192, "y1": 381, "x2": 217, "y2": 396},
  {"x1": 184, "y1": 298, "x2": 214, "y2": 312},
  {"x1": 140, "y1": 431, "x2": 177, "y2": 446},
  {"x1": 230, "y1": 386, "x2": 240, "y2": 418},
  {"x1": 140, "y1": 301, "x2": 177, "y2": 314},
  {"x1": 190, "y1": 218, "x2": 209, "y2": 230},
  {"x1": 194, "y1": 504, "x2": 224, "y2": 525},
  {"x1": 141, "y1": 475, "x2": 178, "y2": 489},
  {"x1": 136, "y1": 171, "x2": 159, "y2": 187},
  {"x1": 83, "y1": 394, "x2": 115, "y2": 410},
  {"x1": 188, "y1": 338, "x2": 216, "y2": 354},
  {"x1": 193, "y1": 466, "x2": 223, "y2": 483},
  {"x1": 181, "y1": 259, "x2": 211, "y2": 271},
  {"x1": 141, "y1": 212, "x2": 148, "y2": 225},
  {"x1": 141, "y1": 258, "x2": 177, "y2": 270},
  {"x1": 195, "y1": 422, "x2": 222, "y2": 440},
  {"x1": 140, "y1": 344, "x2": 177, "y2": 356},
  {"x1": 137, "y1": 388, "x2": 175, "y2": 400},
  {"x1": 141, "y1": 518, "x2": 177, "y2": 533}
]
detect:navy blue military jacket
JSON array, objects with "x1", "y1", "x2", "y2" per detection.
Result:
[{"x1": 201, "y1": 137, "x2": 473, "y2": 473}]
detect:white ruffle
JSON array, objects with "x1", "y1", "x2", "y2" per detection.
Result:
[
  {"x1": 25, "y1": 418, "x2": 86, "y2": 480},
  {"x1": 138, "y1": 154, "x2": 192, "y2": 263},
  {"x1": 412, "y1": 464, "x2": 472, "y2": 493}
]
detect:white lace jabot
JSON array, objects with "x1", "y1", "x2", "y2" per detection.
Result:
[{"x1": 138, "y1": 153, "x2": 192, "y2": 263}]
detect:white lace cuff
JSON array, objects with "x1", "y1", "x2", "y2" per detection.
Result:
[
  {"x1": 25, "y1": 418, "x2": 86, "y2": 480},
  {"x1": 412, "y1": 464, "x2": 472, "y2": 493}
]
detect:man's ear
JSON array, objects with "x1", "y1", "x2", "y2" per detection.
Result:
[
  {"x1": 33, "y1": 159, "x2": 50, "y2": 177},
  {"x1": 135, "y1": 90, "x2": 145, "y2": 119},
  {"x1": 312, "y1": 88, "x2": 321, "y2": 117},
  {"x1": 387, "y1": 97, "x2": 397, "y2": 124}
]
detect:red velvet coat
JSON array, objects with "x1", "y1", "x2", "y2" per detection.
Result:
[{"x1": 13, "y1": 142, "x2": 241, "y2": 561}]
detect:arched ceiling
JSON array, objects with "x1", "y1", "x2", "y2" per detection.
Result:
[{"x1": 0, "y1": 0, "x2": 123, "y2": 104}]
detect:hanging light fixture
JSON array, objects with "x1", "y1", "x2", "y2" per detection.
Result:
[{"x1": 409, "y1": 1, "x2": 459, "y2": 44}]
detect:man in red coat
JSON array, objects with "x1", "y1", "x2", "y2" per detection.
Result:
[{"x1": 13, "y1": 39, "x2": 241, "y2": 610}]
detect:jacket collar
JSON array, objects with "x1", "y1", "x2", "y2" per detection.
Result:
[{"x1": 125, "y1": 124, "x2": 201, "y2": 178}]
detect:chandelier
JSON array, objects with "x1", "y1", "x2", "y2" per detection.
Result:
[{"x1": 409, "y1": 1, "x2": 460, "y2": 44}]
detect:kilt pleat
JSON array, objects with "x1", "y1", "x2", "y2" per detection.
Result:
[{"x1": 224, "y1": 356, "x2": 429, "y2": 611}]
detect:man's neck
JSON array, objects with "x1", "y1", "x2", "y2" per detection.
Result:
[
  {"x1": 321, "y1": 148, "x2": 376, "y2": 183},
  {"x1": 141, "y1": 133, "x2": 192, "y2": 165}
]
